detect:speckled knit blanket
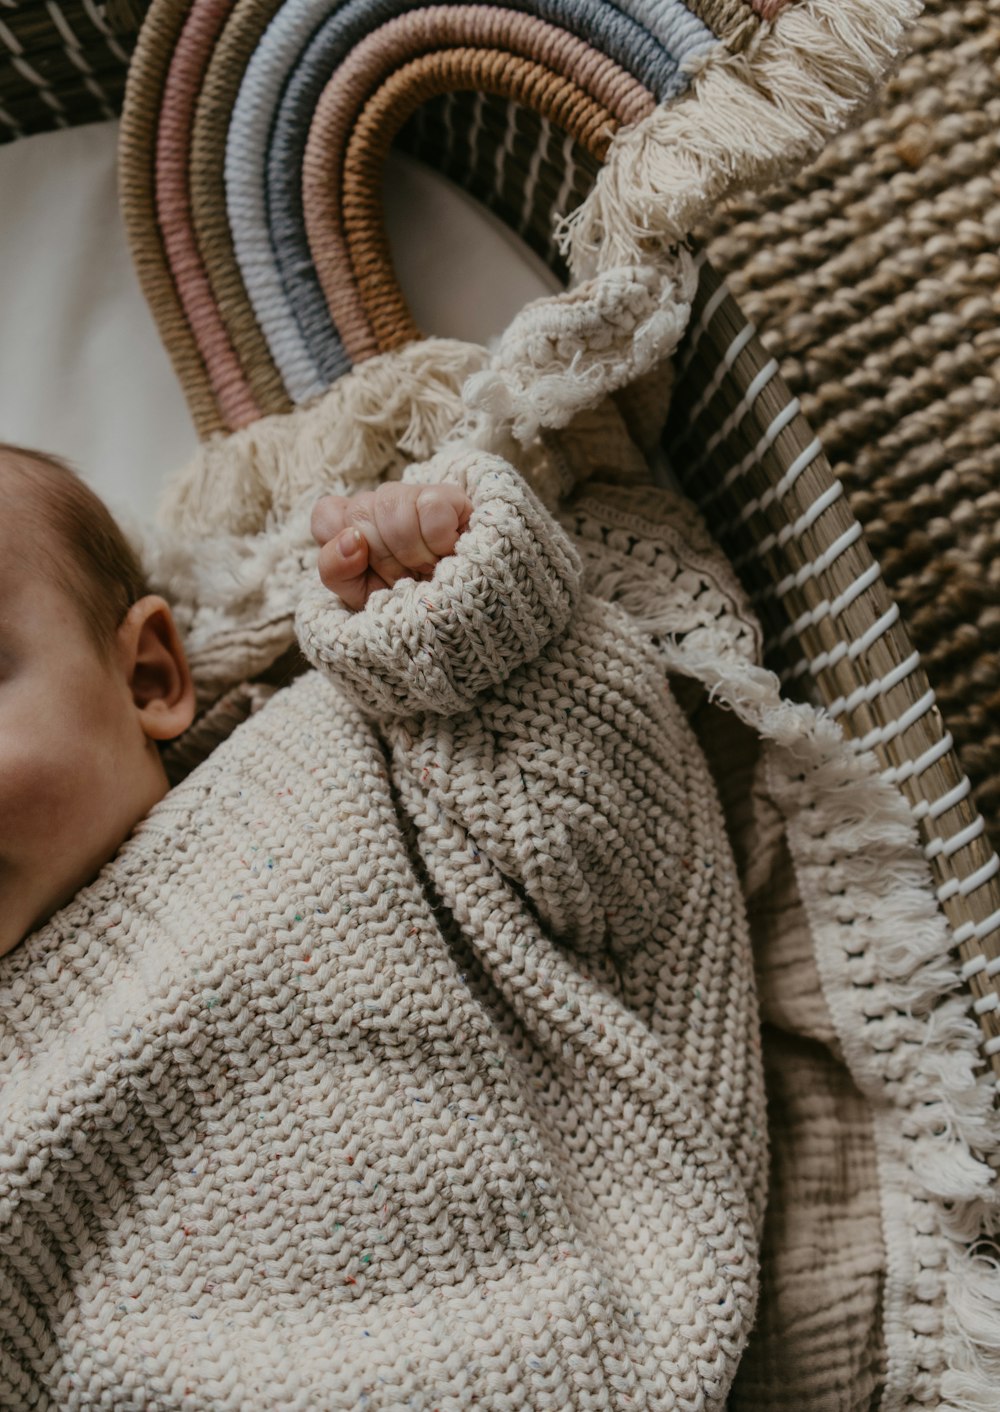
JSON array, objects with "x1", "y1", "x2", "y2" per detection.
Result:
[{"x1": 2, "y1": 447, "x2": 774, "y2": 1409}]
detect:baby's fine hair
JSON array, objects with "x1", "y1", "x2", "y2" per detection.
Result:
[{"x1": 0, "y1": 442, "x2": 149, "y2": 659}]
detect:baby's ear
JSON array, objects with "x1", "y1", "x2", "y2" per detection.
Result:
[{"x1": 118, "y1": 596, "x2": 196, "y2": 741}]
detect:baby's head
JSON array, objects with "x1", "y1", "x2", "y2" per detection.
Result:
[{"x1": 0, "y1": 443, "x2": 195, "y2": 957}]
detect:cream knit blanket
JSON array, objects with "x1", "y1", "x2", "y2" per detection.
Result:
[{"x1": 2, "y1": 446, "x2": 770, "y2": 1409}]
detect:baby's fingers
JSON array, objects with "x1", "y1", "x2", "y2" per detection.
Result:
[
  {"x1": 367, "y1": 484, "x2": 472, "y2": 583},
  {"x1": 368, "y1": 486, "x2": 438, "y2": 583},
  {"x1": 312, "y1": 482, "x2": 473, "y2": 611},
  {"x1": 415, "y1": 485, "x2": 473, "y2": 558},
  {"x1": 318, "y1": 527, "x2": 377, "y2": 612},
  {"x1": 311, "y1": 493, "x2": 351, "y2": 547}
]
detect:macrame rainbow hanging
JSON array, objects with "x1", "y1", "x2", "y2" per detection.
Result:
[{"x1": 119, "y1": 0, "x2": 919, "y2": 440}]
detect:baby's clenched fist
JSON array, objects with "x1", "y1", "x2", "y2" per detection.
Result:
[{"x1": 311, "y1": 481, "x2": 473, "y2": 613}]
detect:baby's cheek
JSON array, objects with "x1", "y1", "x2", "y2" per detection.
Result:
[
  {"x1": 0, "y1": 738, "x2": 93, "y2": 855},
  {"x1": 0, "y1": 691, "x2": 124, "y2": 864}
]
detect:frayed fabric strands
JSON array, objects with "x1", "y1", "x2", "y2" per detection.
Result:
[
  {"x1": 157, "y1": 338, "x2": 488, "y2": 536},
  {"x1": 558, "y1": 0, "x2": 923, "y2": 274},
  {"x1": 463, "y1": 256, "x2": 698, "y2": 446},
  {"x1": 154, "y1": 257, "x2": 698, "y2": 550}
]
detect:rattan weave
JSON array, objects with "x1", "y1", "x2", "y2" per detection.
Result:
[
  {"x1": 396, "y1": 91, "x2": 602, "y2": 276},
  {"x1": 703, "y1": 0, "x2": 1000, "y2": 865},
  {"x1": 0, "y1": 0, "x2": 143, "y2": 142},
  {"x1": 666, "y1": 257, "x2": 1000, "y2": 1062}
]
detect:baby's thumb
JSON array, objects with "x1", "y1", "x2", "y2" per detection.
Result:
[
  {"x1": 319, "y1": 527, "x2": 371, "y2": 613},
  {"x1": 417, "y1": 485, "x2": 474, "y2": 557}
]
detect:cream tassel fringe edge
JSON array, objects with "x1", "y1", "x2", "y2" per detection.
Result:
[
  {"x1": 461, "y1": 257, "x2": 697, "y2": 446},
  {"x1": 649, "y1": 636, "x2": 1000, "y2": 1410},
  {"x1": 557, "y1": 0, "x2": 923, "y2": 276},
  {"x1": 157, "y1": 339, "x2": 487, "y2": 537},
  {"x1": 156, "y1": 260, "x2": 699, "y2": 538}
]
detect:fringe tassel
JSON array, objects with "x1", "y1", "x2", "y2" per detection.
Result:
[
  {"x1": 655, "y1": 636, "x2": 1000, "y2": 1409},
  {"x1": 575, "y1": 511, "x2": 1000, "y2": 1406},
  {"x1": 556, "y1": 0, "x2": 922, "y2": 275},
  {"x1": 461, "y1": 257, "x2": 697, "y2": 445},
  {"x1": 157, "y1": 339, "x2": 487, "y2": 537},
  {"x1": 941, "y1": 1245, "x2": 1000, "y2": 1409},
  {"x1": 141, "y1": 501, "x2": 318, "y2": 707},
  {"x1": 148, "y1": 282, "x2": 699, "y2": 706}
]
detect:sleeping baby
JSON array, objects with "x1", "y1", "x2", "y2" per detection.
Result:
[
  {"x1": 0, "y1": 435, "x2": 767, "y2": 1411},
  {"x1": 0, "y1": 442, "x2": 472, "y2": 959}
]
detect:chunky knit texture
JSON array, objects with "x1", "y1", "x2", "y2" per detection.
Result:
[{"x1": 0, "y1": 453, "x2": 767, "y2": 1411}]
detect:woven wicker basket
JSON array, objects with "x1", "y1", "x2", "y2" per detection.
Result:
[
  {"x1": 105, "y1": 0, "x2": 996, "y2": 1085},
  {"x1": 0, "y1": 0, "x2": 145, "y2": 142}
]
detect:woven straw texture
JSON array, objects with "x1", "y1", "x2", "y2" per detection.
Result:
[
  {"x1": 0, "y1": 0, "x2": 146, "y2": 142},
  {"x1": 703, "y1": 0, "x2": 1000, "y2": 858}
]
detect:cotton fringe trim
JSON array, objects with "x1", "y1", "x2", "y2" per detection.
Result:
[
  {"x1": 647, "y1": 638, "x2": 1000, "y2": 1410},
  {"x1": 461, "y1": 257, "x2": 697, "y2": 446},
  {"x1": 156, "y1": 339, "x2": 488, "y2": 537},
  {"x1": 141, "y1": 499, "x2": 318, "y2": 707},
  {"x1": 557, "y1": 0, "x2": 923, "y2": 276},
  {"x1": 146, "y1": 279, "x2": 699, "y2": 704},
  {"x1": 146, "y1": 366, "x2": 463, "y2": 699},
  {"x1": 155, "y1": 260, "x2": 698, "y2": 541}
]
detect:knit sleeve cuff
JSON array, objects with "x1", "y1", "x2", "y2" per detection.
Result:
[{"x1": 294, "y1": 448, "x2": 583, "y2": 719}]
